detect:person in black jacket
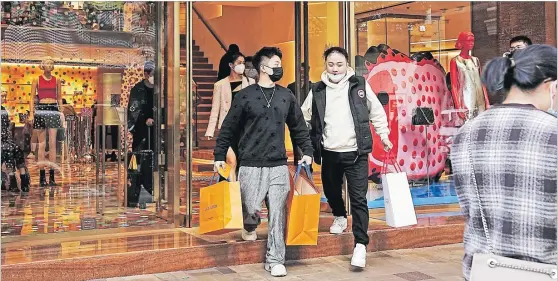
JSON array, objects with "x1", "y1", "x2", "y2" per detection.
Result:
[
  {"x1": 214, "y1": 47, "x2": 313, "y2": 278},
  {"x1": 217, "y1": 44, "x2": 240, "y2": 80},
  {"x1": 301, "y1": 47, "x2": 392, "y2": 269},
  {"x1": 127, "y1": 61, "x2": 156, "y2": 200},
  {"x1": 128, "y1": 61, "x2": 155, "y2": 151}
]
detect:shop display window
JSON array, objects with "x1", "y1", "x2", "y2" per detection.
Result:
[{"x1": 0, "y1": 1, "x2": 168, "y2": 238}]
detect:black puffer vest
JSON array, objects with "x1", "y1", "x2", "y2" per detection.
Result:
[{"x1": 310, "y1": 75, "x2": 373, "y2": 164}]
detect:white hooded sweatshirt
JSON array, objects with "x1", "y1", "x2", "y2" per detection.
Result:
[{"x1": 300, "y1": 67, "x2": 389, "y2": 152}]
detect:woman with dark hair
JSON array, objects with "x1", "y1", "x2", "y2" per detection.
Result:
[
  {"x1": 206, "y1": 52, "x2": 255, "y2": 181},
  {"x1": 217, "y1": 44, "x2": 240, "y2": 80},
  {"x1": 451, "y1": 44, "x2": 557, "y2": 281}
]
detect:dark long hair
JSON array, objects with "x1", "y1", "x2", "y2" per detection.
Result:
[
  {"x1": 482, "y1": 44, "x2": 557, "y2": 101},
  {"x1": 230, "y1": 52, "x2": 245, "y2": 65}
]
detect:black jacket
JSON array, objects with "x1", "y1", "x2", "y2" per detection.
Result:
[
  {"x1": 127, "y1": 81, "x2": 154, "y2": 134},
  {"x1": 287, "y1": 81, "x2": 313, "y2": 103},
  {"x1": 214, "y1": 84, "x2": 313, "y2": 167},
  {"x1": 310, "y1": 75, "x2": 372, "y2": 164}
]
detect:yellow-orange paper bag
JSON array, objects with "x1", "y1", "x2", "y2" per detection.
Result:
[
  {"x1": 199, "y1": 178, "x2": 243, "y2": 235},
  {"x1": 286, "y1": 165, "x2": 321, "y2": 246}
]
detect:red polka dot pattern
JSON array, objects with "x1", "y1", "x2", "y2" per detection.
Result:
[{"x1": 365, "y1": 55, "x2": 458, "y2": 181}]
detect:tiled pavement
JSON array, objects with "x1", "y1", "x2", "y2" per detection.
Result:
[{"x1": 93, "y1": 244, "x2": 464, "y2": 281}]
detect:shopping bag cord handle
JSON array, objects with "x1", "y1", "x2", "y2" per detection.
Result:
[
  {"x1": 381, "y1": 152, "x2": 402, "y2": 174},
  {"x1": 208, "y1": 173, "x2": 221, "y2": 186},
  {"x1": 294, "y1": 163, "x2": 314, "y2": 184}
]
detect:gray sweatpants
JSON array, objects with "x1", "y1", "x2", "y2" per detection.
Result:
[{"x1": 238, "y1": 165, "x2": 290, "y2": 267}]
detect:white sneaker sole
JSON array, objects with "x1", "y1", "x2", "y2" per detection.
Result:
[
  {"x1": 242, "y1": 235, "x2": 257, "y2": 241},
  {"x1": 242, "y1": 231, "x2": 257, "y2": 241},
  {"x1": 351, "y1": 258, "x2": 366, "y2": 268},
  {"x1": 329, "y1": 225, "x2": 347, "y2": 234},
  {"x1": 265, "y1": 264, "x2": 287, "y2": 277}
]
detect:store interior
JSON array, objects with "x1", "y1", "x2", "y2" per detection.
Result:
[
  {"x1": 0, "y1": 0, "x2": 473, "y2": 239},
  {"x1": 1, "y1": 2, "x2": 169, "y2": 238},
  {"x1": 188, "y1": 1, "x2": 470, "y2": 228}
]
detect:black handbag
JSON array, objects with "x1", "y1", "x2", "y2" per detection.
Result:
[{"x1": 412, "y1": 107, "x2": 434, "y2": 126}]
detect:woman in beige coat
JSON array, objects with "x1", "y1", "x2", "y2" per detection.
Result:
[{"x1": 206, "y1": 52, "x2": 255, "y2": 181}]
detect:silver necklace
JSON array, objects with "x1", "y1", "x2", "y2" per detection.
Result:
[{"x1": 258, "y1": 85, "x2": 275, "y2": 108}]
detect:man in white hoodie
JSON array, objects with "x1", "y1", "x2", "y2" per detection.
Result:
[{"x1": 301, "y1": 47, "x2": 392, "y2": 268}]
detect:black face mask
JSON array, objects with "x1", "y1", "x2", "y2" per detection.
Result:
[{"x1": 265, "y1": 66, "x2": 283, "y2": 82}]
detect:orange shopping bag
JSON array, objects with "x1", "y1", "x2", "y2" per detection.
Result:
[
  {"x1": 286, "y1": 164, "x2": 321, "y2": 246},
  {"x1": 199, "y1": 175, "x2": 243, "y2": 235}
]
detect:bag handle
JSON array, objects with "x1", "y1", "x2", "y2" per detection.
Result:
[
  {"x1": 293, "y1": 163, "x2": 314, "y2": 195},
  {"x1": 294, "y1": 163, "x2": 313, "y2": 183},
  {"x1": 208, "y1": 173, "x2": 221, "y2": 186},
  {"x1": 467, "y1": 130, "x2": 494, "y2": 254},
  {"x1": 381, "y1": 153, "x2": 402, "y2": 174}
]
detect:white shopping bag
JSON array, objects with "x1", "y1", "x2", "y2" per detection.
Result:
[{"x1": 381, "y1": 170, "x2": 418, "y2": 228}]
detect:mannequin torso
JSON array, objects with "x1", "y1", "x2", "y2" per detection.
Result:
[{"x1": 449, "y1": 32, "x2": 489, "y2": 121}]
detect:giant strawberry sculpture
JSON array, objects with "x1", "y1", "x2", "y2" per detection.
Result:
[{"x1": 362, "y1": 45, "x2": 458, "y2": 183}]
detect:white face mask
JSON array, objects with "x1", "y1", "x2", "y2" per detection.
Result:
[
  {"x1": 548, "y1": 81, "x2": 557, "y2": 116},
  {"x1": 148, "y1": 76, "x2": 154, "y2": 84},
  {"x1": 233, "y1": 64, "x2": 245, "y2": 75},
  {"x1": 327, "y1": 72, "x2": 346, "y2": 83}
]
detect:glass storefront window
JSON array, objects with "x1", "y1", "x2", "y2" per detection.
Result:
[
  {"x1": 351, "y1": 1, "x2": 556, "y2": 222},
  {"x1": 0, "y1": 1, "x2": 172, "y2": 238}
]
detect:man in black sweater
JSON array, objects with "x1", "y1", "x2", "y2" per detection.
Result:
[{"x1": 214, "y1": 47, "x2": 313, "y2": 278}]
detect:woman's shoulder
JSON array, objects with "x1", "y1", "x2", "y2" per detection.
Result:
[{"x1": 215, "y1": 77, "x2": 229, "y2": 86}]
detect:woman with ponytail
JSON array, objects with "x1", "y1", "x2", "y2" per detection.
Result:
[{"x1": 451, "y1": 44, "x2": 557, "y2": 281}]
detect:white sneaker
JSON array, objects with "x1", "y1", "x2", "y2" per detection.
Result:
[
  {"x1": 330, "y1": 216, "x2": 348, "y2": 234},
  {"x1": 242, "y1": 229, "x2": 257, "y2": 241},
  {"x1": 265, "y1": 264, "x2": 287, "y2": 277},
  {"x1": 351, "y1": 243, "x2": 367, "y2": 268}
]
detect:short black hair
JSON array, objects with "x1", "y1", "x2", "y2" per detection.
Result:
[
  {"x1": 245, "y1": 56, "x2": 253, "y2": 63},
  {"x1": 324, "y1": 47, "x2": 349, "y2": 61},
  {"x1": 228, "y1": 44, "x2": 240, "y2": 53},
  {"x1": 510, "y1": 36, "x2": 532, "y2": 46},
  {"x1": 482, "y1": 44, "x2": 556, "y2": 98},
  {"x1": 229, "y1": 52, "x2": 245, "y2": 65},
  {"x1": 253, "y1": 47, "x2": 282, "y2": 74}
]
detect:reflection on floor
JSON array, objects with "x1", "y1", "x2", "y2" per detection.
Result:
[
  {"x1": 1, "y1": 203, "x2": 463, "y2": 266},
  {"x1": 1, "y1": 160, "x2": 166, "y2": 237}
]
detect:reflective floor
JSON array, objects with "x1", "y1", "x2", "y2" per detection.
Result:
[{"x1": 1, "y1": 160, "x2": 166, "y2": 237}]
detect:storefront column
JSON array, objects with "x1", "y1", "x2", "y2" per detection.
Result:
[{"x1": 165, "y1": 1, "x2": 182, "y2": 227}]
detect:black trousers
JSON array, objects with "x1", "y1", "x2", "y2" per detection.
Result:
[
  {"x1": 321, "y1": 149, "x2": 369, "y2": 245},
  {"x1": 131, "y1": 128, "x2": 155, "y2": 196}
]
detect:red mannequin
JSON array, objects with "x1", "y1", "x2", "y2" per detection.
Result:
[{"x1": 449, "y1": 32, "x2": 490, "y2": 121}]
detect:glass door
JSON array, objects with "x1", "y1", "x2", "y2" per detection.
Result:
[{"x1": 185, "y1": 1, "x2": 301, "y2": 228}]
